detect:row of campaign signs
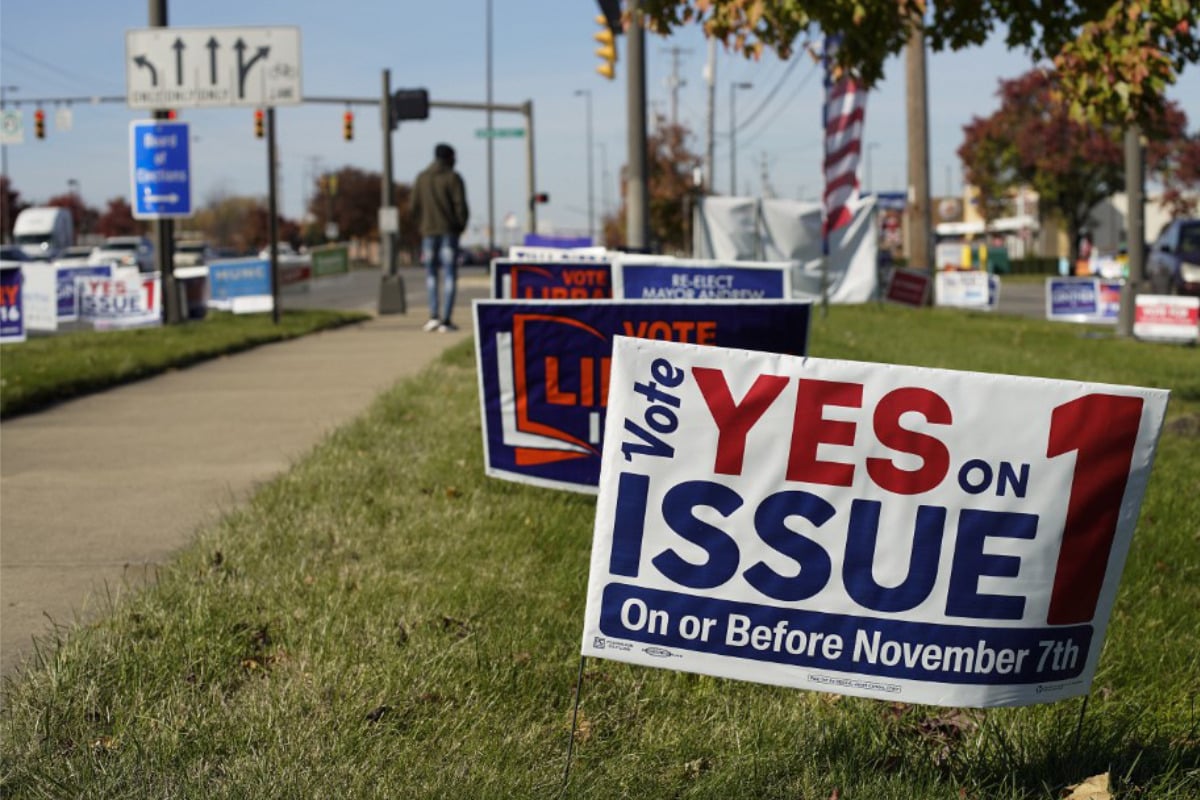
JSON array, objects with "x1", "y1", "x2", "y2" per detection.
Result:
[
  {"x1": 0, "y1": 250, "x2": 347, "y2": 343},
  {"x1": 896, "y1": 267, "x2": 1199, "y2": 342},
  {"x1": 474, "y1": 247, "x2": 1169, "y2": 709}
]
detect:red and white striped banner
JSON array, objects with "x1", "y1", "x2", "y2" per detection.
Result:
[{"x1": 823, "y1": 36, "x2": 866, "y2": 239}]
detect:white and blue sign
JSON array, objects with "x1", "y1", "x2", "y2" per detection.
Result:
[
  {"x1": 582, "y1": 337, "x2": 1169, "y2": 708},
  {"x1": 473, "y1": 299, "x2": 812, "y2": 493},
  {"x1": 57, "y1": 264, "x2": 113, "y2": 321},
  {"x1": 490, "y1": 259, "x2": 613, "y2": 300},
  {"x1": 208, "y1": 258, "x2": 272, "y2": 313},
  {"x1": 1046, "y1": 278, "x2": 1122, "y2": 324},
  {"x1": 614, "y1": 259, "x2": 791, "y2": 300},
  {"x1": 130, "y1": 120, "x2": 192, "y2": 219},
  {"x1": 1, "y1": 265, "x2": 25, "y2": 343}
]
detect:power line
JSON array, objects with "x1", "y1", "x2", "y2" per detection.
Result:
[
  {"x1": 0, "y1": 41, "x2": 122, "y2": 95},
  {"x1": 738, "y1": 61, "x2": 820, "y2": 151}
]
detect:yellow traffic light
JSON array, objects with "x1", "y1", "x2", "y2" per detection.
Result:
[
  {"x1": 34, "y1": 109, "x2": 45, "y2": 139},
  {"x1": 594, "y1": 15, "x2": 617, "y2": 80},
  {"x1": 343, "y1": 110, "x2": 354, "y2": 141},
  {"x1": 254, "y1": 109, "x2": 264, "y2": 139}
]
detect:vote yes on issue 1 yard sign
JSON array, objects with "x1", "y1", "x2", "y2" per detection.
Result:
[
  {"x1": 130, "y1": 121, "x2": 191, "y2": 219},
  {"x1": 582, "y1": 337, "x2": 1169, "y2": 708}
]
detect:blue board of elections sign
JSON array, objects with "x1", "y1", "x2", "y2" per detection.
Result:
[
  {"x1": 473, "y1": 299, "x2": 812, "y2": 493},
  {"x1": 582, "y1": 338, "x2": 1169, "y2": 708}
]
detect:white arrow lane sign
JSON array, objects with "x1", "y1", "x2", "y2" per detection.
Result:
[{"x1": 125, "y1": 26, "x2": 301, "y2": 109}]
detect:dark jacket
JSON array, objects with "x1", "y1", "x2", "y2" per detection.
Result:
[{"x1": 412, "y1": 159, "x2": 469, "y2": 237}]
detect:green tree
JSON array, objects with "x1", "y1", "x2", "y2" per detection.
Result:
[
  {"x1": 959, "y1": 68, "x2": 1200, "y2": 262},
  {"x1": 637, "y1": 0, "x2": 1199, "y2": 127}
]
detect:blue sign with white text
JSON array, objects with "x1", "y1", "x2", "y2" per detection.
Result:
[
  {"x1": 208, "y1": 259, "x2": 271, "y2": 303},
  {"x1": 130, "y1": 120, "x2": 192, "y2": 218},
  {"x1": 618, "y1": 262, "x2": 789, "y2": 300},
  {"x1": 57, "y1": 264, "x2": 113, "y2": 321}
]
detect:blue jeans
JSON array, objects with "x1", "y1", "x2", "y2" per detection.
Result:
[{"x1": 421, "y1": 234, "x2": 459, "y2": 323}]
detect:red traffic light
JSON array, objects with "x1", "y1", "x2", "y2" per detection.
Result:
[
  {"x1": 34, "y1": 109, "x2": 46, "y2": 139},
  {"x1": 343, "y1": 110, "x2": 354, "y2": 141},
  {"x1": 254, "y1": 108, "x2": 264, "y2": 139},
  {"x1": 534, "y1": 192, "x2": 550, "y2": 204}
]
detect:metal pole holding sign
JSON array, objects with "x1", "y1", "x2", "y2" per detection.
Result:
[
  {"x1": 377, "y1": 68, "x2": 406, "y2": 314},
  {"x1": 148, "y1": 0, "x2": 180, "y2": 324},
  {"x1": 267, "y1": 106, "x2": 280, "y2": 324}
]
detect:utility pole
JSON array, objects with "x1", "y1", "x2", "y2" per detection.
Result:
[
  {"x1": 149, "y1": 0, "x2": 181, "y2": 324},
  {"x1": 905, "y1": 20, "x2": 932, "y2": 274},
  {"x1": 704, "y1": 38, "x2": 716, "y2": 194},
  {"x1": 485, "y1": 0, "x2": 496, "y2": 252},
  {"x1": 625, "y1": 0, "x2": 648, "y2": 250},
  {"x1": 1118, "y1": 125, "x2": 1145, "y2": 337},
  {"x1": 662, "y1": 46, "x2": 690, "y2": 127}
]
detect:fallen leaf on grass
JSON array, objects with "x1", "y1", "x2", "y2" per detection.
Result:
[
  {"x1": 683, "y1": 757, "x2": 709, "y2": 778},
  {"x1": 1063, "y1": 773, "x2": 1111, "y2": 800}
]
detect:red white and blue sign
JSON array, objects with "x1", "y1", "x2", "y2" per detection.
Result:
[
  {"x1": 1, "y1": 265, "x2": 25, "y2": 343},
  {"x1": 490, "y1": 259, "x2": 613, "y2": 300},
  {"x1": 77, "y1": 274, "x2": 161, "y2": 329},
  {"x1": 473, "y1": 300, "x2": 812, "y2": 493},
  {"x1": 57, "y1": 264, "x2": 114, "y2": 321},
  {"x1": 614, "y1": 259, "x2": 792, "y2": 300},
  {"x1": 582, "y1": 338, "x2": 1168, "y2": 708},
  {"x1": 1046, "y1": 277, "x2": 1122, "y2": 324}
]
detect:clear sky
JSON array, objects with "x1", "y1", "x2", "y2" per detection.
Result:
[{"x1": 2, "y1": 0, "x2": 1198, "y2": 246}]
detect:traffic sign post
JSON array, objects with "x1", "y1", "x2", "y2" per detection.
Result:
[
  {"x1": 125, "y1": 26, "x2": 302, "y2": 109},
  {"x1": 130, "y1": 120, "x2": 192, "y2": 219}
]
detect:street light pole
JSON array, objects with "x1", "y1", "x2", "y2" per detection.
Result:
[
  {"x1": 729, "y1": 81, "x2": 752, "y2": 196},
  {"x1": 1, "y1": 85, "x2": 18, "y2": 244},
  {"x1": 574, "y1": 89, "x2": 595, "y2": 243}
]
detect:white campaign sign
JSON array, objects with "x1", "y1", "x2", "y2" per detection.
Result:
[{"x1": 582, "y1": 338, "x2": 1168, "y2": 708}]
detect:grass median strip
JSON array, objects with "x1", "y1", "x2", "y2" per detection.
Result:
[
  {"x1": 0, "y1": 310, "x2": 370, "y2": 419},
  {"x1": 1, "y1": 304, "x2": 1197, "y2": 798}
]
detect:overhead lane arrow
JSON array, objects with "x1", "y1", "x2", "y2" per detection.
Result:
[
  {"x1": 134, "y1": 55, "x2": 158, "y2": 87},
  {"x1": 206, "y1": 37, "x2": 219, "y2": 85},
  {"x1": 234, "y1": 39, "x2": 270, "y2": 99},
  {"x1": 172, "y1": 38, "x2": 185, "y2": 86}
]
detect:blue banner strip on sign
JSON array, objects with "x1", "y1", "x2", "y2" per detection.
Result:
[
  {"x1": 490, "y1": 260, "x2": 613, "y2": 300},
  {"x1": 597, "y1": 583, "x2": 1093, "y2": 685}
]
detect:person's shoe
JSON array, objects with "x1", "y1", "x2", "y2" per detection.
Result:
[
  {"x1": 422, "y1": 318, "x2": 441, "y2": 332},
  {"x1": 437, "y1": 321, "x2": 459, "y2": 333}
]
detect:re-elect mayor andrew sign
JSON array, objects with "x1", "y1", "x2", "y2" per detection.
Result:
[
  {"x1": 582, "y1": 338, "x2": 1168, "y2": 708},
  {"x1": 474, "y1": 300, "x2": 812, "y2": 493}
]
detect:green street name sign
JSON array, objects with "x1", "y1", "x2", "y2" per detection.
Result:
[{"x1": 475, "y1": 127, "x2": 525, "y2": 139}]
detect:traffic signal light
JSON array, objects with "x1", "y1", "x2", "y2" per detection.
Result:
[
  {"x1": 34, "y1": 109, "x2": 45, "y2": 139},
  {"x1": 254, "y1": 109, "x2": 264, "y2": 138},
  {"x1": 390, "y1": 88, "x2": 429, "y2": 129},
  {"x1": 534, "y1": 192, "x2": 550, "y2": 204},
  {"x1": 594, "y1": 15, "x2": 617, "y2": 80},
  {"x1": 343, "y1": 110, "x2": 354, "y2": 141}
]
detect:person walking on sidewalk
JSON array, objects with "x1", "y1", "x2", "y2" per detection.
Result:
[{"x1": 412, "y1": 143, "x2": 470, "y2": 332}]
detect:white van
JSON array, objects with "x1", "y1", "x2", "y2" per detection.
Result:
[{"x1": 13, "y1": 206, "x2": 74, "y2": 261}]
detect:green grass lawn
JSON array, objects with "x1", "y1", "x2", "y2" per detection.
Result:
[
  {"x1": 0, "y1": 310, "x2": 370, "y2": 419},
  {"x1": 1, "y1": 305, "x2": 1196, "y2": 799}
]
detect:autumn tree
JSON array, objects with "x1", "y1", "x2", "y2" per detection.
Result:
[
  {"x1": 305, "y1": 167, "x2": 415, "y2": 254},
  {"x1": 1, "y1": 176, "x2": 29, "y2": 241},
  {"x1": 604, "y1": 115, "x2": 703, "y2": 252},
  {"x1": 637, "y1": 1, "x2": 1199, "y2": 127},
  {"x1": 959, "y1": 68, "x2": 1200, "y2": 262},
  {"x1": 47, "y1": 193, "x2": 100, "y2": 240},
  {"x1": 94, "y1": 197, "x2": 144, "y2": 238}
]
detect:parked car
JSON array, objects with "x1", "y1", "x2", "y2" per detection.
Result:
[
  {"x1": 1, "y1": 244, "x2": 33, "y2": 264},
  {"x1": 173, "y1": 240, "x2": 214, "y2": 267},
  {"x1": 54, "y1": 245, "x2": 101, "y2": 266},
  {"x1": 1147, "y1": 218, "x2": 1200, "y2": 297},
  {"x1": 91, "y1": 236, "x2": 155, "y2": 272}
]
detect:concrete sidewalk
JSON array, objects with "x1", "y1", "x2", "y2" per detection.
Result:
[{"x1": 0, "y1": 311, "x2": 472, "y2": 677}]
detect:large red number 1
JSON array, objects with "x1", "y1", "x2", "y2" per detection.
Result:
[{"x1": 1046, "y1": 394, "x2": 1144, "y2": 625}]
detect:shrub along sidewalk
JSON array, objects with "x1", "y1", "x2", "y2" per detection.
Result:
[{"x1": 1, "y1": 305, "x2": 1196, "y2": 798}]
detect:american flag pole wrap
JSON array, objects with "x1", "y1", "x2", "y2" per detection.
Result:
[{"x1": 822, "y1": 35, "x2": 866, "y2": 256}]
